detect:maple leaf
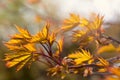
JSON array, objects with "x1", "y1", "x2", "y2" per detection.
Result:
[
  {"x1": 61, "y1": 13, "x2": 80, "y2": 31},
  {"x1": 57, "y1": 37, "x2": 64, "y2": 53},
  {"x1": 15, "y1": 25, "x2": 31, "y2": 39},
  {"x1": 68, "y1": 49, "x2": 93, "y2": 65},
  {"x1": 79, "y1": 18, "x2": 89, "y2": 27},
  {"x1": 48, "y1": 32, "x2": 56, "y2": 45},
  {"x1": 11, "y1": 34, "x2": 24, "y2": 39},
  {"x1": 30, "y1": 22, "x2": 50, "y2": 43},
  {"x1": 4, "y1": 26, "x2": 38, "y2": 71},
  {"x1": 41, "y1": 22, "x2": 50, "y2": 38},
  {"x1": 72, "y1": 30, "x2": 87, "y2": 42},
  {"x1": 5, "y1": 39, "x2": 23, "y2": 45},
  {"x1": 86, "y1": 15, "x2": 103, "y2": 30},
  {"x1": 72, "y1": 30, "x2": 94, "y2": 48},
  {"x1": 4, "y1": 51, "x2": 39, "y2": 71},
  {"x1": 5, "y1": 26, "x2": 33, "y2": 51},
  {"x1": 24, "y1": 43, "x2": 36, "y2": 52},
  {"x1": 5, "y1": 40, "x2": 36, "y2": 52},
  {"x1": 4, "y1": 44, "x2": 25, "y2": 51}
]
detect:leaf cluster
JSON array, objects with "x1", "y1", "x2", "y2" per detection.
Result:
[{"x1": 3, "y1": 13, "x2": 120, "y2": 80}]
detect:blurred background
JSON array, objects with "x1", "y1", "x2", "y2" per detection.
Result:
[{"x1": 0, "y1": 0, "x2": 120, "y2": 80}]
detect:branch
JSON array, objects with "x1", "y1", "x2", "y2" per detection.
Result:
[
  {"x1": 68, "y1": 54, "x2": 120, "y2": 69},
  {"x1": 101, "y1": 34, "x2": 120, "y2": 44},
  {"x1": 107, "y1": 54, "x2": 120, "y2": 63},
  {"x1": 68, "y1": 64, "x2": 103, "y2": 69}
]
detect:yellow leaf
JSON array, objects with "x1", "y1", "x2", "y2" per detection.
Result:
[
  {"x1": 72, "y1": 29, "x2": 94, "y2": 48},
  {"x1": 4, "y1": 51, "x2": 39, "y2": 71},
  {"x1": 6, "y1": 55, "x2": 30, "y2": 68},
  {"x1": 79, "y1": 18, "x2": 89, "y2": 27},
  {"x1": 15, "y1": 25, "x2": 31, "y2": 39},
  {"x1": 30, "y1": 32, "x2": 43, "y2": 42},
  {"x1": 30, "y1": 22, "x2": 50, "y2": 43},
  {"x1": 24, "y1": 43, "x2": 36, "y2": 52},
  {"x1": 57, "y1": 37, "x2": 64, "y2": 52},
  {"x1": 4, "y1": 44, "x2": 24, "y2": 51},
  {"x1": 72, "y1": 30, "x2": 87, "y2": 42},
  {"x1": 87, "y1": 15, "x2": 103, "y2": 30},
  {"x1": 4, "y1": 26, "x2": 33, "y2": 52},
  {"x1": 11, "y1": 34, "x2": 24, "y2": 39},
  {"x1": 48, "y1": 32, "x2": 56, "y2": 45},
  {"x1": 68, "y1": 49, "x2": 93, "y2": 65},
  {"x1": 97, "y1": 44, "x2": 116, "y2": 54},
  {"x1": 6, "y1": 39, "x2": 22, "y2": 45},
  {"x1": 16, "y1": 57, "x2": 31, "y2": 71},
  {"x1": 41, "y1": 22, "x2": 49, "y2": 38},
  {"x1": 98, "y1": 68, "x2": 107, "y2": 72},
  {"x1": 61, "y1": 13, "x2": 80, "y2": 31}
]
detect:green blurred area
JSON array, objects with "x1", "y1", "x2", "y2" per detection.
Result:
[{"x1": 0, "y1": 0, "x2": 120, "y2": 80}]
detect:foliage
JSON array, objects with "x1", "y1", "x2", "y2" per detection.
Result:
[{"x1": 3, "y1": 13, "x2": 120, "y2": 80}]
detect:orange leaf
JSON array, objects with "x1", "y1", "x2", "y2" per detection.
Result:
[{"x1": 109, "y1": 67, "x2": 120, "y2": 77}]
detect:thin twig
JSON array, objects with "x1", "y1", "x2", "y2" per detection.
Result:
[
  {"x1": 47, "y1": 41, "x2": 53, "y2": 56},
  {"x1": 101, "y1": 34, "x2": 120, "y2": 44},
  {"x1": 107, "y1": 54, "x2": 120, "y2": 63},
  {"x1": 68, "y1": 64, "x2": 103, "y2": 69},
  {"x1": 46, "y1": 41, "x2": 62, "y2": 65},
  {"x1": 39, "y1": 42, "x2": 50, "y2": 54}
]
